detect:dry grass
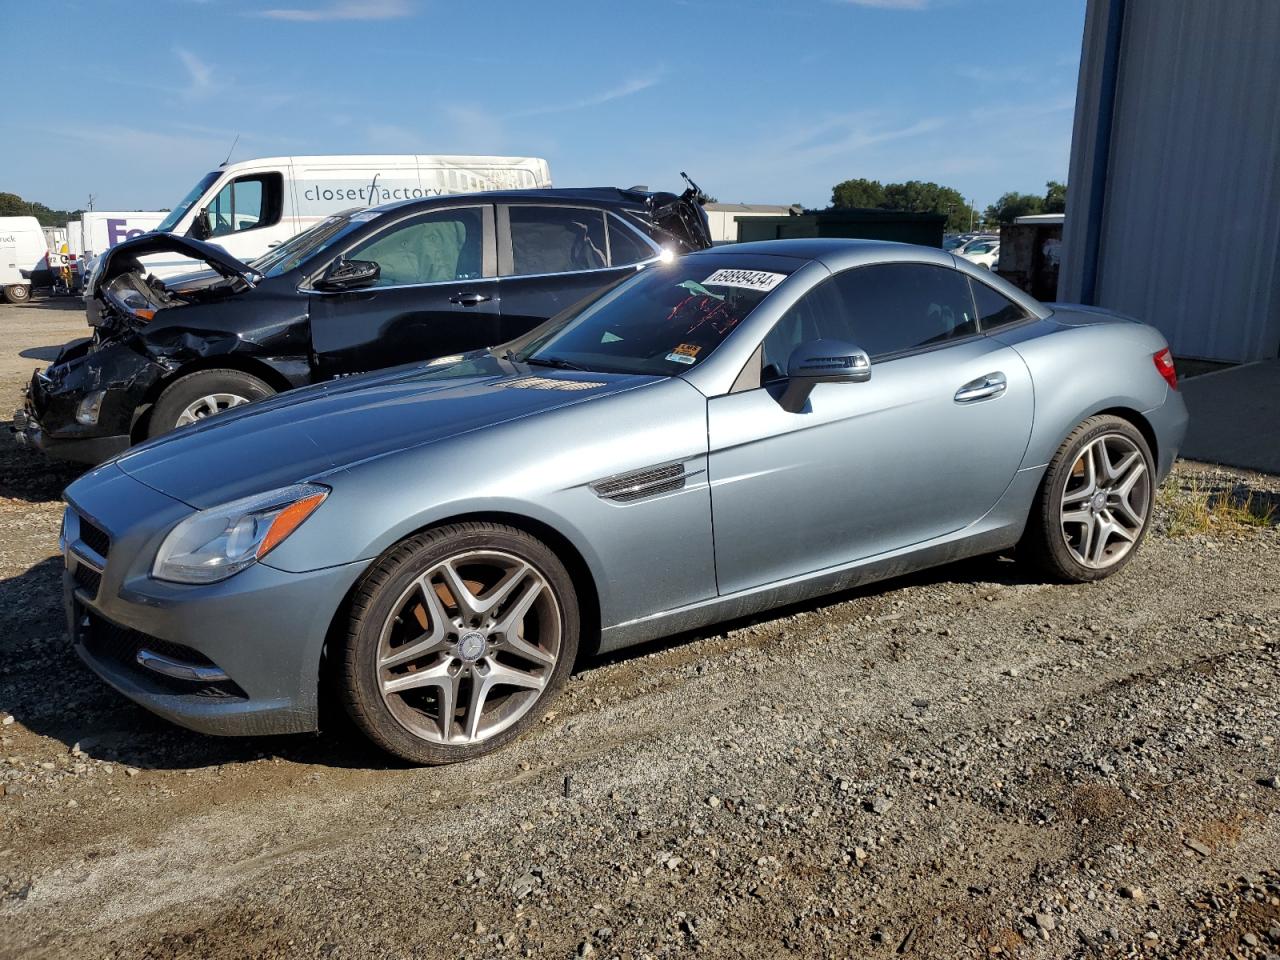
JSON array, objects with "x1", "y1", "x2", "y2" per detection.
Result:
[{"x1": 1160, "y1": 475, "x2": 1278, "y2": 537}]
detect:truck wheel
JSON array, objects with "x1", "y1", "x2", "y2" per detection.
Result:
[
  {"x1": 149, "y1": 369, "x2": 275, "y2": 438},
  {"x1": 3, "y1": 284, "x2": 31, "y2": 304}
]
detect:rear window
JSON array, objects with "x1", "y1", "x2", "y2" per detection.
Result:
[{"x1": 514, "y1": 258, "x2": 793, "y2": 376}]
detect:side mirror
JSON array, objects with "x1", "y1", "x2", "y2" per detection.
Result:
[
  {"x1": 779, "y1": 338, "x2": 871, "y2": 413},
  {"x1": 191, "y1": 208, "x2": 212, "y2": 241},
  {"x1": 315, "y1": 258, "x2": 381, "y2": 292}
]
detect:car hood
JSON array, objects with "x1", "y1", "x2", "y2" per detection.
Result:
[
  {"x1": 114, "y1": 354, "x2": 661, "y2": 508},
  {"x1": 91, "y1": 233, "x2": 260, "y2": 296}
]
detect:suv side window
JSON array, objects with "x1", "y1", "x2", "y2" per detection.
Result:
[
  {"x1": 508, "y1": 206, "x2": 607, "y2": 275},
  {"x1": 203, "y1": 173, "x2": 284, "y2": 237},
  {"x1": 607, "y1": 215, "x2": 656, "y2": 266},
  {"x1": 969, "y1": 277, "x2": 1031, "y2": 330},
  {"x1": 346, "y1": 207, "x2": 486, "y2": 287},
  {"x1": 760, "y1": 279, "x2": 852, "y2": 382},
  {"x1": 829, "y1": 263, "x2": 978, "y2": 359}
]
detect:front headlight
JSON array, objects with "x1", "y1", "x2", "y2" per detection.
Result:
[{"x1": 152, "y1": 483, "x2": 329, "y2": 584}]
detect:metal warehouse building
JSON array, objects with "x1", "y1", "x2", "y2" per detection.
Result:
[{"x1": 1060, "y1": 0, "x2": 1280, "y2": 362}]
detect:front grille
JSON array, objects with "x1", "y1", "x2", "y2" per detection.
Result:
[
  {"x1": 78, "y1": 517, "x2": 111, "y2": 559},
  {"x1": 72, "y1": 563, "x2": 102, "y2": 598},
  {"x1": 79, "y1": 610, "x2": 246, "y2": 700}
]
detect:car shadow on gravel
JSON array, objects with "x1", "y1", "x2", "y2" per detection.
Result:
[
  {"x1": 581, "y1": 551, "x2": 1034, "y2": 671},
  {"x1": 3, "y1": 549, "x2": 1038, "y2": 774},
  {"x1": 0, "y1": 556, "x2": 410, "y2": 773},
  {"x1": 0, "y1": 435, "x2": 85, "y2": 503}
]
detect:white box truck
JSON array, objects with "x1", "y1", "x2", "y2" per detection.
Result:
[
  {"x1": 0, "y1": 216, "x2": 51, "y2": 303},
  {"x1": 140, "y1": 154, "x2": 551, "y2": 278},
  {"x1": 79, "y1": 212, "x2": 169, "y2": 258}
]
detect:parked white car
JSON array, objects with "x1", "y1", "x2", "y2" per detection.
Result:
[{"x1": 959, "y1": 239, "x2": 1000, "y2": 270}]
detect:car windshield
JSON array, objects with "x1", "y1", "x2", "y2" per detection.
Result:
[
  {"x1": 508, "y1": 257, "x2": 792, "y2": 375},
  {"x1": 252, "y1": 212, "x2": 367, "y2": 278},
  {"x1": 155, "y1": 172, "x2": 220, "y2": 234}
]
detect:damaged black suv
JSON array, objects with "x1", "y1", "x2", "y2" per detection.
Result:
[{"x1": 15, "y1": 183, "x2": 711, "y2": 463}]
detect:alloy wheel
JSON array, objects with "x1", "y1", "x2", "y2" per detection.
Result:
[
  {"x1": 376, "y1": 549, "x2": 561, "y2": 746},
  {"x1": 1059, "y1": 433, "x2": 1150, "y2": 569},
  {"x1": 175, "y1": 392, "x2": 250, "y2": 426}
]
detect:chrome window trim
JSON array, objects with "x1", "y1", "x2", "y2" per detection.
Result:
[{"x1": 299, "y1": 275, "x2": 500, "y2": 296}]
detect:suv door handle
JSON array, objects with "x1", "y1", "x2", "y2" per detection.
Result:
[
  {"x1": 954, "y1": 371, "x2": 1007, "y2": 403},
  {"x1": 449, "y1": 292, "x2": 491, "y2": 306}
]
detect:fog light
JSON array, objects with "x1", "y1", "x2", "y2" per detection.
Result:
[{"x1": 76, "y1": 390, "x2": 106, "y2": 425}]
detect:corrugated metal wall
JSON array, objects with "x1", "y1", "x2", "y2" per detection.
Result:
[{"x1": 1060, "y1": 0, "x2": 1280, "y2": 362}]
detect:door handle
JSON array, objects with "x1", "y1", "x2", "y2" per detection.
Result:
[
  {"x1": 449, "y1": 292, "x2": 491, "y2": 306},
  {"x1": 954, "y1": 371, "x2": 1007, "y2": 403},
  {"x1": 266, "y1": 241, "x2": 281, "y2": 249}
]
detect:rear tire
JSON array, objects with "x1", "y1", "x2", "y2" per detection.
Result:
[
  {"x1": 3, "y1": 284, "x2": 31, "y2": 304},
  {"x1": 1021, "y1": 415, "x2": 1155, "y2": 582},
  {"x1": 148, "y1": 369, "x2": 274, "y2": 438},
  {"x1": 341, "y1": 522, "x2": 579, "y2": 765}
]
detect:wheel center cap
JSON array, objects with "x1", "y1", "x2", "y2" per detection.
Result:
[
  {"x1": 1090, "y1": 491, "x2": 1107, "y2": 512},
  {"x1": 458, "y1": 631, "x2": 487, "y2": 662}
]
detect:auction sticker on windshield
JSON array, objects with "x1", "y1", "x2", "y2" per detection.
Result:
[{"x1": 702, "y1": 269, "x2": 787, "y2": 292}]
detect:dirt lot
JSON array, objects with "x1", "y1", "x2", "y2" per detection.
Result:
[{"x1": 2, "y1": 300, "x2": 1278, "y2": 960}]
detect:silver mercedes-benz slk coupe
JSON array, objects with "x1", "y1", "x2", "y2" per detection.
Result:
[{"x1": 61, "y1": 239, "x2": 1188, "y2": 764}]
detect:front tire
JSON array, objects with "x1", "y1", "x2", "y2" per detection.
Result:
[
  {"x1": 3, "y1": 284, "x2": 31, "y2": 304},
  {"x1": 341, "y1": 523, "x2": 579, "y2": 765},
  {"x1": 148, "y1": 369, "x2": 274, "y2": 438},
  {"x1": 1022, "y1": 415, "x2": 1154, "y2": 582}
]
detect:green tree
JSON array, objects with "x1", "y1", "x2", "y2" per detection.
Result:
[
  {"x1": 983, "y1": 191, "x2": 1044, "y2": 225},
  {"x1": 0, "y1": 190, "x2": 83, "y2": 226},
  {"x1": 831, "y1": 178, "x2": 886, "y2": 210},
  {"x1": 1043, "y1": 180, "x2": 1066, "y2": 214},
  {"x1": 830, "y1": 178, "x2": 976, "y2": 232}
]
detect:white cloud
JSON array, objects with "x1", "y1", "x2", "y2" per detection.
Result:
[
  {"x1": 174, "y1": 47, "x2": 214, "y2": 98},
  {"x1": 257, "y1": 0, "x2": 412, "y2": 21},
  {"x1": 508, "y1": 71, "x2": 664, "y2": 118}
]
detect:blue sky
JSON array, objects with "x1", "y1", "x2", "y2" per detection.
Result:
[{"x1": 11, "y1": 0, "x2": 1085, "y2": 212}]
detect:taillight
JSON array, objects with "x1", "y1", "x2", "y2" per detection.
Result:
[{"x1": 1153, "y1": 348, "x2": 1178, "y2": 390}]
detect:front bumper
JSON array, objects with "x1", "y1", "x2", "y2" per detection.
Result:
[
  {"x1": 63, "y1": 465, "x2": 369, "y2": 736},
  {"x1": 15, "y1": 339, "x2": 158, "y2": 464}
]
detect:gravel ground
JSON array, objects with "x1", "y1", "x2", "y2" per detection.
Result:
[{"x1": 2, "y1": 301, "x2": 1279, "y2": 960}]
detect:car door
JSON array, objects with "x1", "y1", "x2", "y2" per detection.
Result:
[
  {"x1": 707, "y1": 262, "x2": 1034, "y2": 595},
  {"x1": 494, "y1": 205, "x2": 655, "y2": 341},
  {"x1": 308, "y1": 204, "x2": 499, "y2": 380}
]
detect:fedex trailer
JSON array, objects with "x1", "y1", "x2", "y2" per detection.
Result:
[{"x1": 140, "y1": 154, "x2": 552, "y2": 277}]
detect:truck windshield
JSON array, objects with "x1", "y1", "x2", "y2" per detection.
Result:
[
  {"x1": 156, "y1": 172, "x2": 220, "y2": 234},
  {"x1": 508, "y1": 257, "x2": 793, "y2": 376}
]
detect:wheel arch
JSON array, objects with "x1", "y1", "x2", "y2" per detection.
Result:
[
  {"x1": 1092, "y1": 405, "x2": 1159, "y2": 468},
  {"x1": 317, "y1": 509, "x2": 604, "y2": 699},
  {"x1": 130, "y1": 356, "x2": 297, "y2": 441}
]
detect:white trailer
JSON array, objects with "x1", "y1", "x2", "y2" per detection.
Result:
[{"x1": 0, "y1": 216, "x2": 51, "y2": 304}]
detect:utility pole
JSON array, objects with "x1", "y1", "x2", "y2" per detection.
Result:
[
  {"x1": 87, "y1": 194, "x2": 96, "y2": 212},
  {"x1": 969, "y1": 200, "x2": 975, "y2": 232}
]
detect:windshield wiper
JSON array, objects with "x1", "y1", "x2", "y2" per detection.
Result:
[{"x1": 525, "y1": 355, "x2": 587, "y2": 371}]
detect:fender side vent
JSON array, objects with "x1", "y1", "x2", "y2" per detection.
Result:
[{"x1": 591, "y1": 462, "x2": 687, "y2": 503}]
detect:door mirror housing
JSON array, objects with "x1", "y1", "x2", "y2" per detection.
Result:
[
  {"x1": 315, "y1": 258, "x2": 381, "y2": 292},
  {"x1": 190, "y1": 208, "x2": 212, "y2": 241},
  {"x1": 779, "y1": 338, "x2": 871, "y2": 413}
]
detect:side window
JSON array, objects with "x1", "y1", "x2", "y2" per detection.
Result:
[
  {"x1": 760, "y1": 280, "x2": 852, "y2": 382},
  {"x1": 970, "y1": 277, "x2": 1031, "y2": 330},
  {"x1": 346, "y1": 207, "x2": 485, "y2": 286},
  {"x1": 607, "y1": 215, "x2": 656, "y2": 266},
  {"x1": 829, "y1": 263, "x2": 978, "y2": 359},
  {"x1": 204, "y1": 173, "x2": 283, "y2": 237},
  {"x1": 508, "y1": 206, "x2": 607, "y2": 275}
]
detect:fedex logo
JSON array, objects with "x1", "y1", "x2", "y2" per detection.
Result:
[{"x1": 107, "y1": 219, "x2": 148, "y2": 247}]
